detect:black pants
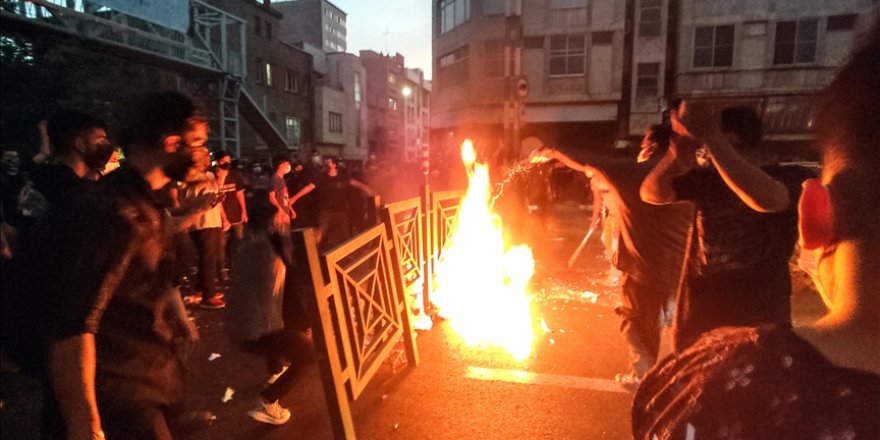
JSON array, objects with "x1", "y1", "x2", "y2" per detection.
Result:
[
  {"x1": 219, "y1": 223, "x2": 244, "y2": 272},
  {"x1": 615, "y1": 275, "x2": 667, "y2": 377},
  {"x1": 190, "y1": 227, "x2": 222, "y2": 298},
  {"x1": 261, "y1": 329, "x2": 316, "y2": 402},
  {"x1": 318, "y1": 210, "x2": 351, "y2": 250}
]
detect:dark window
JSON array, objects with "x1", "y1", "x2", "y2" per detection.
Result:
[
  {"x1": 636, "y1": 62, "x2": 660, "y2": 97},
  {"x1": 440, "y1": 0, "x2": 470, "y2": 34},
  {"x1": 774, "y1": 19, "x2": 818, "y2": 64},
  {"x1": 285, "y1": 69, "x2": 302, "y2": 93},
  {"x1": 484, "y1": 39, "x2": 505, "y2": 78},
  {"x1": 328, "y1": 112, "x2": 342, "y2": 132},
  {"x1": 693, "y1": 25, "x2": 734, "y2": 68},
  {"x1": 592, "y1": 31, "x2": 613, "y2": 45},
  {"x1": 549, "y1": 34, "x2": 585, "y2": 76},
  {"x1": 827, "y1": 14, "x2": 857, "y2": 32},
  {"x1": 255, "y1": 57, "x2": 264, "y2": 84},
  {"x1": 266, "y1": 22, "x2": 272, "y2": 39},
  {"x1": 253, "y1": 15, "x2": 261, "y2": 36},
  {"x1": 438, "y1": 45, "x2": 469, "y2": 87},
  {"x1": 639, "y1": 0, "x2": 662, "y2": 37}
]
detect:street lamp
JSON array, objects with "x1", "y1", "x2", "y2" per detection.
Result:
[{"x1": 401, "y1": 85, "x2": 412, "y2": 98}]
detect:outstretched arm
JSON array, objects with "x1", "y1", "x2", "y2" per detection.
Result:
[
  {"x1": 532, "y1": 147, "x2": 597, "y2": 177},
  {"x1": 349, "y1": 179, "x2": 377, "y2": 197},
  {"x1": 290, "y1": 183, "x2": 316, "y2": 206}
]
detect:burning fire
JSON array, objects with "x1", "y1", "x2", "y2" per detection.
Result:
[{"x1": 432, "y1": 140, "x2": 543, "y2": 361}]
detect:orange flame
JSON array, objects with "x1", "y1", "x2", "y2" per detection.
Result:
[{"x1": 432, "y1": 140, "x2": 543, "y2": 361}]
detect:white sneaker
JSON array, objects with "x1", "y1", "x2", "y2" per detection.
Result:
[
  {"x1": 248, "y1": 399, "x2": 291, "y2": 425},
  {"x1": 615, "y1": 372, "x2": 641, "y2": 392},
  {"x1": 267, "y1": 365, "x2": 289, "y2": 384}
]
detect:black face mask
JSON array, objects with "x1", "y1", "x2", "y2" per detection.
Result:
[
  {"x1": 162, "y1": 145, "x2": 195, "y2": 182},
  {"x1": 82, "y1": 142, "x2": 115, "y2": 171},
  {"x1": 217, "y1": 162, "x2": 232, "y2": 170}
]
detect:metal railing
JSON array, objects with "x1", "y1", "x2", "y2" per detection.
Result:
[{"x1": 295, "y1": 185, "x2": 463, "y2": 439}]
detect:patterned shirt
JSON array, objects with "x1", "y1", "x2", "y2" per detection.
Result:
[{"x1": 632, "y1": 325, "x2": 880, "y2": 440}]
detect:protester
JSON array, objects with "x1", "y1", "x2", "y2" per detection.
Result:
[
  {"x1": 640, "y1": 101, "x2": 814, "y2": 351},
  {"x1": 289, "y1": 156, "x2": 377, "y2": 249},
  {"x1": 2, "y1": 109, "x2": 112, "y2": 378},
  {"x1": 44, "y1": 91, "x2": 205, "y2": 440},
  {"x1": 268, "y1": 154, "x2": 294, "y2": 264},
  {"x1": 632, "y1": 25, "x2": 880, "y2": 438},
  {"x1": 533, "y1": 125, "x2": 694, "y2": 390},
  {"x1": 180, "y1": 146, "x2": 228, "y2": 309},
  {"x1": 215, "y1": 150, "x2": 248, "y2": 276}
]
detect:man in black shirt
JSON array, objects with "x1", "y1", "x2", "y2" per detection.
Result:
[
  {"x1": 45, "y1": 92, "x2": 205, "y2": 440},
  {"x1": 641, "y1": 103, "x2": 813, "y2": 351},
  {"x1": 290, "y1": 156, "x2": 376, "y2": 249},
  {"x1": 534, "y1": 125, "x2": 693, "y2": 388},
  {"x1": 632, "y1": 26, "x2": 880, "y2": 439}
]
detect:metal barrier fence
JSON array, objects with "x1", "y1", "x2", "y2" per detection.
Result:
[{"x1": 296, "y1": 185, "x2": 462, "y2": 439}]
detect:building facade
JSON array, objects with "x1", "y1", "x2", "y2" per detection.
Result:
[
  {"x1": 361, "y1": 50, "x2": 406, "y2": 160},
  {"x1": 275, "y1": 0, "x2": 347, "y2": 53},
  {"x1": 308, "y1": 51, "x2": 369, "y2": 161},
  {"x1": 207, "y1": 0, "x2": 314, "y2": 160},
  {"x1": 432, "y1": 0, "x2": 627, "y2": 160},
  {"x1": 402, "y1": 68, "x2": 432, "y2": 162},
  {"x1": 667, "y1": 0, "x2": 875, "y2": 153},
  {"x1": 432, "y1": 0, "x2": 877, "y2": 160}
]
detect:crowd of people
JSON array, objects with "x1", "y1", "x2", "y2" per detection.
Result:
[
  {"x1": 0, "y1": 19, "x2": 878, "y2": 440},
  {"x1": 0, "y1": 90, "x2": 383, "y2": 438}
]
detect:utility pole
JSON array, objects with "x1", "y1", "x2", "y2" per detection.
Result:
[{"x1": 503, "y1": 0, "x2": 524, "y2": 163}]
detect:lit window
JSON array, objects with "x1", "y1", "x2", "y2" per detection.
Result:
[
  {"x1": 549, "y1": 34, "x2": 585, "y2": 76},
  {"x1": 388, "y1": 98, "x2": 398, "y2": 111},
  {"x1": 774, "y1": 19, "x2": 818, "y2": 65},
  {"x1": 354, "y1": 71, "x2": 362, "y2": 107},
  {"x1": 693, "y1": 25, "x2": 734, "y2": 68},
  {"x1": 329, "y1": 112, "x2": 343, "y2": 132},
  {"x1": 285, "y1": 116, "x2": 301, "y2": 146},
  {"x1": 264, "y1": 62, "x2": 273, "y2": 87}
]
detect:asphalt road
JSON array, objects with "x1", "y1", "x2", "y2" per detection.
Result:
[{"x1": 1, "y1": 201, "x2": 824, "y2": 440}]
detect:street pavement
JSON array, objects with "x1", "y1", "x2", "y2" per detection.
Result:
[{"x1": 1, "y1": 201, "x2": 824, "y2": 440}]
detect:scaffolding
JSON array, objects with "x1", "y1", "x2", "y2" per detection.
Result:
[{"x1": 1, "y1": 0, "x2": 247, "y2": 155}]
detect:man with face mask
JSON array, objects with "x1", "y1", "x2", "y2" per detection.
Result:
[
  {"x1": 1, "y1": 110, "x2": 113, "y2": 377},
  {"x1": 43, "y1": 92, "x2": 204, "y2": 440},
  {"x1": 632, "y1": 23, "x2": 880, "y2": 439}
]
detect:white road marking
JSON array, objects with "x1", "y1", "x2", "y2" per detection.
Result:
[{"x1": 465, "y1": 366, "x2": 628, "y2": 394}]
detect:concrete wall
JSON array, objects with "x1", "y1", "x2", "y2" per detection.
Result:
[{"x1": 675, "y1": 0, "x2": 876, "y2": 140}]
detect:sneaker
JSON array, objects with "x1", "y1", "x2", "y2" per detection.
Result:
[
  {"x1": 267, "y1": 365, "x2": 289, "y2": 384},
  {"x1": 200, "y1": 297, "x2": 226, "y2": 309},
  {"x1": 615, "y1": 372, "x2": 641, "y2": 392},
  {"x1": 183, "y1": 293, "x2": 203, "y2": 305},
  {"x1": 248, "y1": 399, "x2": 291, "y2": 425}
]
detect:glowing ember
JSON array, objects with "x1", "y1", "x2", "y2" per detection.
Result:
[{"x1": 432, "y1": 140, "x2": 544, "y2": 361}]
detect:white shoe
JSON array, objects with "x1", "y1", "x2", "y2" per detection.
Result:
[
  {"x1": 267, "y1": 365, "x2": 289, "y2": 384},
  {"x1": 248, "y1": 399, "x2": 291, "y2": 425},
  {"x1": 615, "y1": 372, "x2": 641, "y2": 392}
]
